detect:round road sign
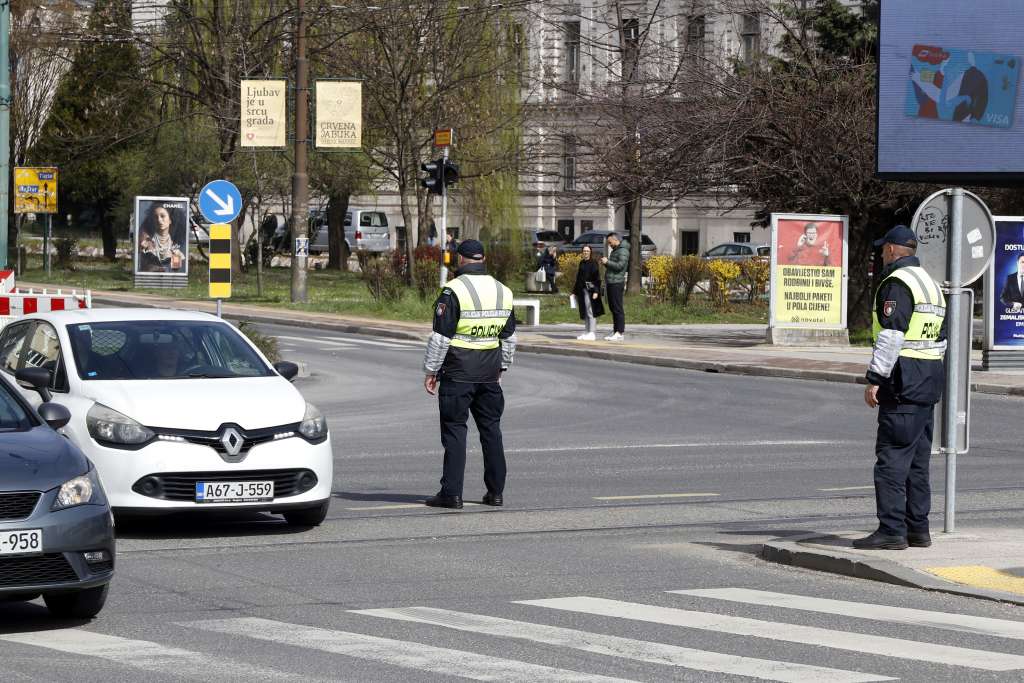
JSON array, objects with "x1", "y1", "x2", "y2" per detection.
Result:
[{"x1": 910, "y1": 189, "x2": 995, "y2": 287}]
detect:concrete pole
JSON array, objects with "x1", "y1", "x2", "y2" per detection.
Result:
[
  {"x1": 290, "y1": 0, "x2": 309, "y2": 303},
  {"x1": 438, "y1": 147, "x2": 449, "y2": 288},
  {"x1": 942, "y1": 188, "x2": 964, "y2": 533},
  {"x1": 0, "y1": 2, "x2": 10, "y2": 267}
]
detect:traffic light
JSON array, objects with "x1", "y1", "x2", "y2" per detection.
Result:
[
  {"x1": 421, "y1": 159, "x2": 443, "y2": 194},
  {"x1": 442, "y1": 160, "x2": 459, "y2": 188}
]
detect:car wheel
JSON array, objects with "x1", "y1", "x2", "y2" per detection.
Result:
[
  {"x1": 43, "y1": 584, "x2": 109, "y2": 619},
  {"x1": 282, "y1": 500, "x2": 330, "y2": 526}
]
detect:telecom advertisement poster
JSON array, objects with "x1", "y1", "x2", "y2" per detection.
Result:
[
  {"x1": 986, "y1": 218, "x2": 1024, "y2": 349},
  {"x1": 769, "y1": 214, "x2": 849, "y2": 329},
  {"x1": 878, "y1": 0, "x2": 1024, "y2": 178},
  {"x1": 134, "y1": 196, "x2": 190, "y2": 276}
]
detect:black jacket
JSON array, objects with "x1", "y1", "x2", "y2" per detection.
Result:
[
  {"x1": 866, "y1": 256, "x2": 947, "y2": 408},
  {"x1": 573, "y1": 259, "x2": 605, "y2": 320},
  {"x1": 539, "y1": 251, "x2": 558, "y2": 277},
  {"x1": 1001, "y1": 271, "x2": 1024, "y2": 307}
]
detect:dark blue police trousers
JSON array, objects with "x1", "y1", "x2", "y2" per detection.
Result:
[
  {"x1": 874, "y1": 404, "x2": 934, "y2": 537},
  {"x1": 438, "y1": 381, "x2": 506, "y2": 498}
]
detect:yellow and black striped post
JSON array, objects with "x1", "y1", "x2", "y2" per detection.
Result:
[{"x1": 209, "y1": 223, "x2": 232, "y2": 312}]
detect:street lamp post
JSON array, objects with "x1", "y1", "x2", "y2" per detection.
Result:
[
  {"x1": 0, "y1": 2, "x2": 10, "y2": 267},
  {"x1": 290, "y1": 0, "x2": 309, "y2": 303}
]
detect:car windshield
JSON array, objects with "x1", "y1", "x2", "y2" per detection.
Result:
[
  {"x1": 0, "y1": 381, "x2": 34, "y2": 431},
  {"x1": 67, "y1": 321, "x2": 273, "y2": 381}
]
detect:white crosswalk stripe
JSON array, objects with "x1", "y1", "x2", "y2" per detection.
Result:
[
  {"x1": 275, "y1": 333, "x2": 419, "y2": 350},
  {"x1": 672, "y1": 588, "x2": 1024, "y2": 641},
  {"x1": 183, "y1": 616, "x2": 638, "y2": 682},
  {"x1": 518, "y1": 596, "x2": 1024, "y2": 671},
  {"x1": 353, "y1": 606, "x2": 893, "y2": 683},
  {"x1": 0, "y1": 630, "x2": 309, "y2": 681}
]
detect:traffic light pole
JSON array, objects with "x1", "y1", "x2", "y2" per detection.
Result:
[{"x1": 438, "y1": 146, "x2": 449, "y2": 288}]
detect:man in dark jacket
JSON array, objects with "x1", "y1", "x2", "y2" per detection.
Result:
[
  {"x1": 856, "y1": 225, "x2": 947, "y2": 550},
  {"x1": 600, "y1": 233, "x2": 629, "y2": 341},
  {"x1": 422, "y1": 239, "x2": 516, "y2": 509}
]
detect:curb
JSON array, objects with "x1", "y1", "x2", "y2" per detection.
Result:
[{"x1": 762, "y1": 535, "x2": 1024, "y2": 607}]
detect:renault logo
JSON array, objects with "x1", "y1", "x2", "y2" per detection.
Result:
[{"x1": 220, "y1": 427, "x2": 244, "y2": 457}]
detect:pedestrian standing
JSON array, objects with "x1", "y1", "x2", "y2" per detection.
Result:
[
  {"x1": 573, "y1": 245, "x2": 604, "y2": 340},
  {"x1": 600, "y1": 233, "x2": 629, "y2": 341},
  {"x1": 855, "y1": 225, "x2": 947, "y2": 550},
  {"x1": 539, "y1": 245, "x2": 559, "y2": 294},
  {"x1": 422, "y1": 239, "x2": 516, "y2": 509}
]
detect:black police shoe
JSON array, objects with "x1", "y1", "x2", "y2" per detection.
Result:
[
  {"x1": 482, "y1": 492, "x2": 503, "y2": 507},
  {"x1": 425, "y1": 493, "x2": 463, "y2": 509},
  {"x1": 851, "y1": 531, "x2": 908, "y2": 550},
  {"x1": 907, "y1": 532, "x2": 932, "y2": 548}
]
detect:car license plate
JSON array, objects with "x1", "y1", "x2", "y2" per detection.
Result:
[
  {"x1": 0, "y1": 529, "x2": 43, "y2": 556},
  {"x1": 195, "y1": 481, "x2": 274, "y2": 504}
]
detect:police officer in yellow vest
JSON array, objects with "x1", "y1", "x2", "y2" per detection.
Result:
[
  {"x1": 855, "y1": 225, "x2": 947, "y2": 550},
  {"x1": 423, "y1": 239, "x2": 516, "y2": 509}
]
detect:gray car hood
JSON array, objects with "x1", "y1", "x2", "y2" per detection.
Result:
[{"x1": 0, "y1": 428, "x2": 89, "y2": 492}]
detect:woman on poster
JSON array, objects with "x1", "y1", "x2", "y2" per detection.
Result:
[{"x1": 138, "y1": 203, "x2": 186, "y2": 273}]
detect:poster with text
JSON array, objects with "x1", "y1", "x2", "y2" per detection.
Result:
[
  {"x1": 987, "y1": 218, "x2": 1024, "y2": 348},
  {"x1": 315, "y1": 81, "x2": 362, "y2": 148},
  {"x1": 770, "y1": 214, "x2": 848, "y2": 328},
  {"x1": 135, "y1": 196, "x2": 190, "y2": 276},
  {"x1": 240, "y1": 80, "x2": 287, "y2": 148}
]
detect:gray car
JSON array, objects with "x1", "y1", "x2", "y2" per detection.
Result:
[
  {"x1": 0, "y1": 368, "x2": 114, "y2": 618},
  {"x1": 560, "y1": 230, "x2": 658, "y2": 260}
]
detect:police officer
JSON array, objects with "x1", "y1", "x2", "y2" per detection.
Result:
[
  {"x1": 855, "y1": 225, "x2": 947, "y2": 550},
  {"x1": 422, "y1": 239, "x2": 516, "y2": 509}
]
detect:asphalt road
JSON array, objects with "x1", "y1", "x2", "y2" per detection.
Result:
[{"x1": 3, "y1": 322, "x2": 1024, "y2": 682}]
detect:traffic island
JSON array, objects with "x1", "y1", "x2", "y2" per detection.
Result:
[{"x1": 762, "y1": 529, "x2": 1024, "y2": 607}]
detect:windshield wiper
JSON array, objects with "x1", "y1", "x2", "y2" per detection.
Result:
[{"x1": 185, "y1": 371, "x2": 235, "y2": 379}]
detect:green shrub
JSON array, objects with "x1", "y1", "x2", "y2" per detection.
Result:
[
  {"x1": 54, "y1": 237, "x2": 78, "y2": 271},
  {"x1": 414, "y1": 258, "x2": 440, "y2": 301},
  {"x1": 238, "y1": 321, "x2": 281, "y2": 363},
  {"x1": 362, "y1": 257, "x2": 404, "y2": 303}
]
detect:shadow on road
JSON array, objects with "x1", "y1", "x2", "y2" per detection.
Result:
[
  {"x1": 114, "y1": 510, "x2": 309, "y2": 539},
  {"x1": 0, "y1": 600, "x2": 91, "y2": 633},
  {"x1": 333, "y1": 491, "x2": 427, "y2": 504}
]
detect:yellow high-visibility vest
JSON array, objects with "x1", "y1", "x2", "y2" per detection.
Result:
[
  {"x1": 872, "y1": 266, "x2": 946, "y2": 360},
  {"x1": 445, "y1": 274, "x2": 513, "y2": 350}
]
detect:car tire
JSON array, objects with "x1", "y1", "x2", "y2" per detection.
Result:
[
  {"x1": 282, "y1": 500, "x2": 330, "y2": 527},
  {"x1": 43, "y1": 584, "x2": 109, "y2": 619}
]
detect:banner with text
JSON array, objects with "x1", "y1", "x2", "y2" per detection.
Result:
[
  {"x1": 240, "y1": 80, "x2": 287, "y2": 148},
  {"x1": 315, "y1": 81, "x2": 362, "y2": 148},
  {"x1": 770, "y1": 214, "x2": 849, "y2": 329},
  {"x1": 987, "y1": 218, "x2": 1024, "y2": 349}
]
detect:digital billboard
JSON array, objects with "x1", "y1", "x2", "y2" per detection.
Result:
[
  {"x1": 986, "y1": 218, "x2": 1024, "y2": 349},
  {"x1": 878, "y1": 0, "x2": 1024, "y2": 182}
]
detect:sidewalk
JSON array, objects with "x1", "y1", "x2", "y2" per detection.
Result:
[
  {"x1": 763, "y1": 528, "x2": 1024, "y2": 607},
  {"x1": 43, "y1": 284, "x2": 1024, "y2": 398}
]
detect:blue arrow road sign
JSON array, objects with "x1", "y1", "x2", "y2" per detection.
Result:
[{"x1": 199, "y1": 179, "x2": 242, "y2": 224}]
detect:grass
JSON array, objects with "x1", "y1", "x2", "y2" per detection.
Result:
[{"x1": 19, "y1": 255, "x2": 770, "y2": 326}]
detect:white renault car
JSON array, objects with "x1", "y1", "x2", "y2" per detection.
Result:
[{"x1": 0, "y1": 309, "x2": 332, "y2": 526}]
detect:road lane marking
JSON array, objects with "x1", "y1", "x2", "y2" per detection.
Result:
[
  {"x1": 344, "y1": 502, "x2": 481, "y2": 510},
  {"x1": 184, "y1": 617, "x2": 637, "y2": 682},
  {"x1": 275, "y1": 334, "x2": 418, "y2": 350},
  {"x1": 924, "y1": 566, "x2": 1024, "y2": 597},
  {"x1": 0, "y1": 630, "x2": 308, "y2": 681},
  {"x1": 818, "y1": 486, "x2": 875, "y2": 492},
  {"x1": 353, "y1": 606, "x2": 892, "y2": 683},
  {"x1": 593, "y1": 493, "x2": 720, "y2": 501},
  {"x1": 517, "y1": 597, "x2": 1024, "y2": 671},
  {"x1": 508, "y1": 439, "x2": 863, "y2": 455}
]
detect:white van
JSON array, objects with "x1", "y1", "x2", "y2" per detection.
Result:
[{"x1": 310, "y1": 209, "x2": 390, "y2": 254}]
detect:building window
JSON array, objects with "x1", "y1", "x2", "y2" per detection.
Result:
[
  {"x1": 741, "y1": 13, "x2": 760, "y2": 64},
  {"x1": 685, "y1": 15, "x2": 705, "y2": 59},
  {"x1": 580, "y1": 219, "x2": 594, "y2": 232},
  {"x1": 563, "y1": 21, "x2": 580, "y2": 84},
  {"x1": 733, "y1": 231, "x2": 751, "y2": 243},
  {"x1": 622, "y1": 18, "x2": 640, "y2": 80},
  {"x1": 556, "y1": 219, "x2": 575, "y2": 241},
  {"x1": 562, "y1": 135, "x2": 577, "y2": 192},
  {"x1": 679, "y1": 230, "x2": 700, "y2": 255}
]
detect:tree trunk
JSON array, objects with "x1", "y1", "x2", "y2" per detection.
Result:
[
  {"x1": 327, "y1": 190, "x2": 350, "y2": 270},
  {"x1": 627, "y1": 195, "x2": 643, "y2": 294},
  {"x1": 398, "y1": 179, "x2": 415, "y2": 286},
  {"x1": 101, "y1": 206, "x2": 117, "y2": 261}
]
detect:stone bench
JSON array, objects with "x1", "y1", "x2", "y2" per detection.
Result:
[{"x1": 512, "y1": 298, "x2": 540, "y2": 326}]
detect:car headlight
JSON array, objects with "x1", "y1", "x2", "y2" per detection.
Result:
[
  {"x1": 298, "y1": 402, "x2": 327, "y2": 441},
  {"x1": 53, "y1": 469, "x2": 99, "y2": 510},
  {"x1": 87, "y1": 403, "x2": 154, "y2": 447}
]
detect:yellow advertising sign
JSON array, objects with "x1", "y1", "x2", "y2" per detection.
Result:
[
  {"x1": 315, "y1": 81, "x2": 362, "y2": 148},
  {"x1": 14, "y1": 167, "x2": 58, "y2": 214},
  {"x1": 771, "y1": 216, "x2": 848, "y2": 327},
  {"x1": 241, "y1": 80, "x2": 287, "y2": 148}
]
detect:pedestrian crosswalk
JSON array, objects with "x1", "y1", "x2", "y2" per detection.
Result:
[
  {"x1": 4, "y1": 587, "x2": 1024, "y2": 681},
  {"x1": 275, "y1": 333, "x2": 422, "y2": 353}
]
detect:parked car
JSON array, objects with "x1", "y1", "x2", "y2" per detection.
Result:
[
  {"x1": 560, "y1": 230, "x2": 658, "y2": 260},
  {"x1": 310, "y1": 208, "x2": 390, "y2": 255},
  {"x1": 532, "y1": 230, "x2": 569, "y2": 249},
  {"x1": 0, "y1": 369, "x2": 114, "y2": 618},
  {"x1": 702, "y1": 243, "x2": 770, "y2": 261},
  {"x1": 3, "y1": 309, "x2": 333, "y2": 526}
]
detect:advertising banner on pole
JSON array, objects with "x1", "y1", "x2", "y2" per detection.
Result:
[
  {"x1": 986, "y1": 217, "x2": 1024, "y2": 349},
  {"x1": 769, "y1": 214, "x2": 849, "y2": 329},
  {"x1": 14, "y1": 167, "x2": 58, "y2": 214},
  {"x1": 240, "y1": 80, "x2": 287, "y2": 148},
  {"x1": 134, "y1": 196, "x2": 190, "y2": 277},
  {"x1": 315, "y1": 81, "x2": 362, "y2": 148}
]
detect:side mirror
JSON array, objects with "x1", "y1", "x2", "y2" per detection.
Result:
[
  {"x1": 37, "y1": 402, "x2": 71, "y2": 430},
  {"x1": 274, "y1": 361, "x2": 299, "y2": 381},
  {"x1": 16, "y1": 367, "x2": 53, "y2": 403}
]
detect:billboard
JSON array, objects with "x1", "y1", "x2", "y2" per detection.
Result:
[
  {"x1": 315, "y1": 81, "x2": 362, "y2": 148},
  {"x1": 134, "y1": 197, "x2": 190, "y2": 277},
  {"x1": 769, "y1": 214, "x2": 849, "y2": 329},
  {"x1": 985, "y1": 218, "x2": 1024, "y2": 349},
  {"x1": 878, "y1": 0, "x2": 1024, "y2": 182},
  {"x1": 14, "y1": 167, "x2": 58, "y2": 214},
  {"x1": 240, "y1": 80, "x2": 287, "y2": 148}
]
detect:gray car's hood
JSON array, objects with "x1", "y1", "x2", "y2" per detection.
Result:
[{"x1": 0, "y1": 427, "x2": 89, "y2": 492}]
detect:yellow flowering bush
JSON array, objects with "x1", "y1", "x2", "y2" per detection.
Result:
[
  {"x1": 644, "y1": 255, "x2": 710, "y2": 305},
  {"x1": 707, "y1": 259, "x2": 741, "y2": 309},
  {"x1": 738, "y1": 258, "x2": 770, "y2": 303},
  {"x1": 557, "y1": 252, "x2": 583, "y2": 293},
  {"x1": 644, "y1": 255, "x2": 674, "y2": 300}
]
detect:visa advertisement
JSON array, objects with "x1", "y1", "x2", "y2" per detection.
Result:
[
  {"x1": 878, "y1": 0, "x2": 1024, "y2": 179},
  {"x1": 769, "y1": 214, "x2": 849, "y2": 329},
  {"x1": 987, "y1": 218, "x2": 1024, "y2": 348}
]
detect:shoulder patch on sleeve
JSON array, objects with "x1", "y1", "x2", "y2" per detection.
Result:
[
  {"x1": 882, "y1": 300, "x2": 897, "y2": 317},
  {"x1": 435, "y1": 302, "x2": 446, "y2": 316}
]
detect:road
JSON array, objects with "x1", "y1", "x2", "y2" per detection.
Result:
[{"x1": 2, "y1": 322, "x2": 1023, "y2": 682}]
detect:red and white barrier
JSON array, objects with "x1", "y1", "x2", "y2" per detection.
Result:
[{"x1": 0, "y1": 272, "x2": 91, "y2": 329}]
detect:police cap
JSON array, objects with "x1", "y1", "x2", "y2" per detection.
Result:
[
  {"x1": 457, "y1": 239, "x2": 485, "y2": 260},
  {"x1": 874, "y1": 225, "x2": 917, "y2": 248}
]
